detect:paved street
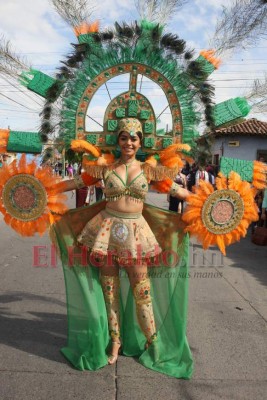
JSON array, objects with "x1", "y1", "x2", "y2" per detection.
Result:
[{"x1": 0, "y1": 191, "x2": 266, "y2": 400}]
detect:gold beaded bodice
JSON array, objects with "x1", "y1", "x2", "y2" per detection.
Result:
[
  {"x1": 104, "y1": 169, "x2": 148, "y2": 202},
  {"x1": 82, "y1": 160, "x2": 178, "y2": 203}
]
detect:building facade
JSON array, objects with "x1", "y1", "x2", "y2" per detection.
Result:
[{"x1": 210, "y1": 119, "x2": 267, "y2": 165}]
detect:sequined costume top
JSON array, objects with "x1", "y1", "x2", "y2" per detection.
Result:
[
  {"x1": 103, "y1": 168, "x2": 148, "y2": 202},
  {"x1": 83, "y1": 161, "x2": 177, "y2": 203}
]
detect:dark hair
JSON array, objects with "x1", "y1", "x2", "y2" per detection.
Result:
[{"x1": 117, "y1": 131, "x2": 143, "y2": 145}]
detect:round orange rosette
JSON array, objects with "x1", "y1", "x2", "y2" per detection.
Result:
[{"x1": 182, "y1": 172, "x2": 259, "y2": 255}]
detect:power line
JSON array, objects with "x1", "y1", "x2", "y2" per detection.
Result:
[
  {"x1": 0, "y1": 93, "x2": 37, "y2": 111},
  {"x1": 0, "y1": 109, "x2": 39, "y2": 113},
  {"x1": 4, "y1": 76, "x2": 44, "y2": 108}
]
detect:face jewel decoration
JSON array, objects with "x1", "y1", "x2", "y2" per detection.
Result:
[
  {"x1": 0, "y1": 154, "x2": 68, "y2": 236},
  {"x1": 182, "y1": 172, "x2": 259, "y2": 255},
  {"x1": 111, "y1": 222, "x2": 129, "y2": 243}
]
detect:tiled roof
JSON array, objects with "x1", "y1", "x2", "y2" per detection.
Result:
[{"x1": 213, "y1": 118, "x2": 267, "y2": 136}]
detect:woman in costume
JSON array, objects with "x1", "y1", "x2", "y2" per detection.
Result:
[
  {"x1": 1, "y1": 0, "x2": 267, "y2": 381},
  {"x1": 79, "y1": 118, "x2": 188, "y2": 363},
  {"x1": 55, "y1": 117, "x2": 192, "y2": 376}
]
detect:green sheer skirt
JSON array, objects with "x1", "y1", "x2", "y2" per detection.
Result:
[{"x1": 52, "y1": 201, "x2": 193, "y2": 379}]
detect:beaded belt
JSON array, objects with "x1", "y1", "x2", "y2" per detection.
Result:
[{"x1": 105, "y1": 207, "x2": 142, "y2": 219}]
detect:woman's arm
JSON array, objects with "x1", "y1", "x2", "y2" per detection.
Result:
[
  {"x1": 53, "y1": 173, "x2": 99, "y2": 193},
  {"x1": 150, "y1": 178, "x2": 190, "y2": 200},
  {"x1": 169, "y1": 181, "x2": 190, "y2": 200},
  {"x1": 181, "y1": 173, "x2": 187, "y2": 190}
]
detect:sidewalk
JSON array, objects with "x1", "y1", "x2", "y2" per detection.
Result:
[{"x1": 0, "y1": 192, "x2": 266, "y2": 399}]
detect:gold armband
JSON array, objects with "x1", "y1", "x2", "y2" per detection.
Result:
[
  {"x1": 170, "y1": 182, "x2": 180, "y2": 197},
  {"x1": 73, "y1": 175, "x2": 85, "y2": 189}
]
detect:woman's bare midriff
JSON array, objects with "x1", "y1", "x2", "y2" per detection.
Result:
[{"x1": 105, "y1": 196, "x2": 144, "y2": 214}]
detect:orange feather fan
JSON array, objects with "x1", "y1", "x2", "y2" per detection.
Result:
[
  {"x1": 0, "y1": 154, "x2": 68, "y2": 236},
  {"x1": 183, "y1": 172, "x2": 258, "y2": 255},
  {"x1": 252, "y1": 161, "x2": 267, "y2": 189}
]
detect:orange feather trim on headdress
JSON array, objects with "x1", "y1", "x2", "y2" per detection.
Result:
[
  {"x1": 71, "y1": 140, "x2": 101, "y2": 158},
  {"x1": 96, "y1": 153, "x2": 115, "y2": 166},
  {"x1": 160, "y1": 143, "x2": 191, "y2": 160},
  {"x1": 200, "y1": 49, "x2": 221, "y2": 69},
  {"x1": 160, "y1": 155, "x2": 184, "y2": 169},
  {"x1": 73, "y1": 21, "x2": 99, "y2": 36},
  {"x1": 145, "y1": 155, "x2": 158, "y2": 168},
  {"x1": 159, "y1": 144, "x2": 191, "y2": 169}
]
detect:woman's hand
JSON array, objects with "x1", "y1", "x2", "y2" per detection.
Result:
[{"x1": 174, "y1": 187, "x2": 190, "y2": 200}]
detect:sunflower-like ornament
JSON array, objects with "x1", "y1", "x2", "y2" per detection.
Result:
[
  {"x1": 182, "y1": 172, "x2": 259, "y2": 255},
  {"x1": 0, "y1": 154, "x2": 68, "y2": 236}
]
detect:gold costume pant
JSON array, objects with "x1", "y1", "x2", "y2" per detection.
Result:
[
  {"x1": 101, "y1": 275, "x2": 156, "y2": 344},
  {"x1": 100, "y1": 275, "x2": 121, "y2": 341}
]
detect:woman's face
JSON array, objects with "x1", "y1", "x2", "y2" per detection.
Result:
[{"x1": 118, "y1": 131, "x2": 141, "y2": 157}]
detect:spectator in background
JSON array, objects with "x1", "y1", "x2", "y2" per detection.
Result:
[
  {"x1": 168, "y1": 168, "x2": 187, "y2": 213},
  {"x1": 186, "y1": 163, "x2": 197, "y2": 192},
  {"x1": 182, "y1": 162, "x2": 190, "y2": 176},
  {"x1": 54, "y1": 163, "x2": 59, "y2": 176},
  {"x1": 195, "y1": 165, "x2": 209, "y2": 186},
  {"x1": 95, "y1": 179, "x2": 104, "y2": 202},
  {"x1": 73, "y1": 162, "x2": 79, "y2": 175},
  {"x1": 261, "y1": 188, "x2": 267, "y2": 228},
  {"x1": 206, "y1": 164, "x2": 215, "y2": 186},
  {"x1": 75, "y1": 165, "x2": 89, "y2": 207},
  {"x1": 58, "y1": 162, "x2": 63, "y2": 177},
  {"x1": 67, "y1": 163, "x2": 73, "y2": 179}
]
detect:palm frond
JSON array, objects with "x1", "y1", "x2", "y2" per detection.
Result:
[
  {"x1": 0, "y1": 35, "x2": 30, "y2": 78},
  {"x1": 50, "y1": 0, "x2": 97, "y2": 26},
  {"x1": 210, "y1": 0, "x2": 267, "y2": 56},
  {"x1": 245, "y1": 75, "x2": 267, "y2": 113},
  {"x1": 135, "y1": 0, "x2": 187, "y2": 24},
  {"x1": 157, "y1": 0, "x2": 187, "y2": 25}
]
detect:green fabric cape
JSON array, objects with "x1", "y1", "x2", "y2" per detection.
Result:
[{"x1": 52, "y1": 201, "x2": 193, "y2": 379}]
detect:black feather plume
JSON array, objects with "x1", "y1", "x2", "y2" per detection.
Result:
[
  {"x1": 41, "y1": 121, "x2": 51, "y2": 134},
  {"x1": 184, "y1": 50, "x2": 194, "y2": 60},
  {"x1": 40, "y1": 134, "x2": 48, "y2": 143},
  {"x1": 134, "y1": 21, "x2": 142, "y2": 36},
  {"x1": 46, "y1": 81, "x2": 63, "y2": 102},
  {"x1": 101, "y1": 30, "x2": 114, "y2": 41}
]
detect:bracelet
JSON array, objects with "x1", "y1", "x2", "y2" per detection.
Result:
[
  {"x1": 73, "y1": 175, "x2": 85, "y2": 189},
  {"x1": 170, "y1": 182, "x2": 180, "y2": 196}
]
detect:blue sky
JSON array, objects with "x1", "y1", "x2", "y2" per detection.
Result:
[{"x1": 0, "y1": 0, "x2": 266, "y2": 134}]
